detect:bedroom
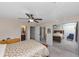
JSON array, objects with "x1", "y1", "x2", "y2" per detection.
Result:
[
  {"x1": 0, "y1": 2, "x2": 79, "y2": 57},
  {"x1": 53, "y1": 22, "x2": 78, "y2": 56}
]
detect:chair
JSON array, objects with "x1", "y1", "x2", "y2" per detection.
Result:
[{"x1": 67, "y1": 33, "x2": 74, "y2": 41}]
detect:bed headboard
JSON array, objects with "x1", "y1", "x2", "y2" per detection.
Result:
[{"x1": 53, "y1": 30, "x2": 64, "y2": 34}]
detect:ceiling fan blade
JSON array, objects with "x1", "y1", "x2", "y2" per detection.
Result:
[
  {"x1": 25, "y1": 13, "x2": 30, "y2": 18},
  {"x1": 30, "y1": 14, "x2": 34, "y2": 19},
  {"x1": 34, "y1": 18, "x2": 42, "y2": 20},
  {"x1": 28, "y1": 20, "x2": 30, "y2": 23},
  {"x1": 17, "y1": 18, "x2": 27, "y2": 19},
  {"x1": 34, "y1": 20, "x2": 39, "y2": 23}
]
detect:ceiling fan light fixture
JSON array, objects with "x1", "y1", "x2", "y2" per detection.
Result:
[
  {"x1": 29, "y1": 19, "x2": 34, "y2": 22},
  {"x1": 18, "y1": 13, "x2": 43, "y2": 23}
]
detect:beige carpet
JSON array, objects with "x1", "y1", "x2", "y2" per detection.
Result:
[{"x1": 48, "y1": 40, "x2": 78, "y2": 57}]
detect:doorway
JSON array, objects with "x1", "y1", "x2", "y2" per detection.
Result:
[
  {"x1": 52, "y1": 22, "x2": 78, "y2": 56},
  {"x1": 30, "y1": 26, "x2": 35, "y2": 40}
]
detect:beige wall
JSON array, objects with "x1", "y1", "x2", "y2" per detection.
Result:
[
  {"x1": 0, "y1": 19, "x2": 27, "y2": 39},
  {"x1": 46, "y1": 25, "x2": 53, "y2": 46}
]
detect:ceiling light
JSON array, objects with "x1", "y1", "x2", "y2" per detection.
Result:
[{"x1": 29, "y1": 19, "x2": 34, "y2": 22}]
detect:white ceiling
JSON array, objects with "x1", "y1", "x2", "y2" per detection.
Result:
[
  {"x1": 52, "y1": 2, "x2": 79, "y2": 20},
  {"x1": 0, "y1": 2, "x2": 79, "y2": 23},
  {"x1": 0, "y1": 2, "x2": 55, "y2": 20}
]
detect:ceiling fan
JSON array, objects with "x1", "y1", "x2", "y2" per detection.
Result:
[{"x1": 18, "y1": 13, "x2": 43, "y2": 23}]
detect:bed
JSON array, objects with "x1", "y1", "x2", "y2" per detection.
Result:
[
  {"x1": 53, "y1": 30, "x2": 64, "y2": 42},
  {"x1": 4, "y1": 40, "x2": 49, "y2": 57}
]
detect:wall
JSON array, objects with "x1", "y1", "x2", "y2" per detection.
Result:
[
  {"x1": 34, "y1": 24, "x2": 53, "y2": 46},
  {"x1": 0, "y1": 19, "x2": 27, "y2": 39},
  {"x1": 46, "y1": 25, "x2": 53, "y2": 46},
  {"x1": 35, "y1": 26, "x2": 40, "y2": 42},
  {"x1": 53, "y1": 24, "x2": 63, "y2": 30},
  {"x1": 26, "y1": 25, "x2": 30, "y2": 40}
]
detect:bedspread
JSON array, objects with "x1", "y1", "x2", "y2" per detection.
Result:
[{"x1": 4, "y1": 40, "x2": 49, "y2": 57}]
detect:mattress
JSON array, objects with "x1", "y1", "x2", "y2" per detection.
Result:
[
  {"x1": 53, "y1": 33, "x2": 63, "y2": 39},
  {"x1": 4, "y1": 40, "x2": 49, "y2": 57}
]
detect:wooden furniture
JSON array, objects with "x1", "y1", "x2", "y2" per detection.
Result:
[
  {"x1": 42, "y1": 43, "x2": 48, "y2": 47},
  {"x1": 21, "y1": 28, "x2": 26, "y2": 41},
  {"x1": 53, "y1": 36, "x2": 61, "y2": 42},
  {"x1": 53, "y1": 30, "x2": 64, "y2": 34},
  {"x1": 53, "y1": 30, "x2": 64, "y2": 42},
  {"x1": 0, "y1": 38, "x2": 20, "y2": 44},
  {"x1": 40, "y1": 41, "x2": 48, "y2": 48},
  {"x1": 0, "y1": 39, "x2": 7, "y2": 44}
]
